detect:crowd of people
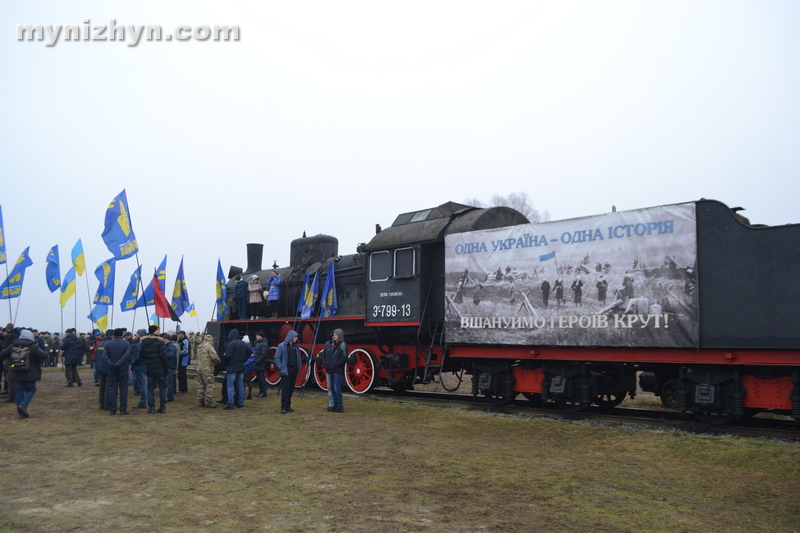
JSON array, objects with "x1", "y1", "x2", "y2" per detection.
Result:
[{"x1": 0, "y1": 321, "x2": 349, "y2": 419}]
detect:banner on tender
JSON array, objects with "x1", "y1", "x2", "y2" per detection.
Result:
[{"x1": 444, "y1": 203, "x2": 698, "y2": 348}]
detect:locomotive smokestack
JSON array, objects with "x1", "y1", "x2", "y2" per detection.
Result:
[{"x1": 246, "y1": 243, "x2": 263, "y2": 274}]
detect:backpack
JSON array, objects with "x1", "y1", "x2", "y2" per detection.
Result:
[
  {"x1": 244, "y1": 355, "x2": 255, "y2": 374},
  {"x1": 10, "y1": 345, "x2": 31, "y2": 372}
]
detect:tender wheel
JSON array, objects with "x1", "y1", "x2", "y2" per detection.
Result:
[
  {"x1": 484, "y1": 392, "x2": 514, "y2": 406},
  {"x1": 265, "y1": 347, "x2": 281, "y2": 386},
  {"x1": 555, "y1": 399, "x2": 587, "y2": 412},
  {"x1": 593, "y1": 393, "x2": 626, "y2": 408},
  {"x1": 693, "y1": 410, "x2": 736, "y2": 425},
  {"x1": 522, "y1": 392, "x2": 543, "y2": 406},
  {"x1": 345, "y1": 349, "x2": 377, "y2": 394},
  {"x1": 313, "y1": 350, "x2": 328, "y2": 391},
  {"x1": 659, "y1": 379, "x2": 678, "y2": 409},
  {"x1": 295, "y1": 348, "x2": 311, "y2": 388}
]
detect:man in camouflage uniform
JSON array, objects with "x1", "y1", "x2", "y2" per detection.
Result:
[{"x1": 196, "y1": 334, "x2": 220, "y2": 408}]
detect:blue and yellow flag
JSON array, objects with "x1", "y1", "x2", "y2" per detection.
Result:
[
  {"x1": 60, "y1": 267, "x2": 77, "y2": 308},
  {"x1": 93, "y1": 257, "x2": 116, "y2": 305},
  {"x1": 299, "y1": 268, "x2": 320, "y2": 320},
  {"x1": 320, "y1": 261, "x2": 338, "y2": 318},
  {"x1": 46, "y1": 245, "x2": 61, "y2": 293},
  {"x1": 71, "y1": 239, "x2": 86, "y2": 276},
  {"x1": 171, "y1": 257, "x2": 191, "y2": 317},
  {"x1": 0, "y1": 206, "x2": 6, "y2": 265},
  {"x1": 539, "y1": 251, "x2": 556, "y2": 265},
  {"x1": 0, "y1": 247, "x2": 33, "y2": 299},
  {"x1": 187, "y1": 302, "x2": 197, "y2": 317},
  {"x1": 215, "y1": 259, "x2": 227, "y2": 321},
  {"x1": 101, "y1": 189, "x2": 138, "y2": 260},
  {"x1": 133, "y1": 255, "x2": 167, "y2": 309},
  {"x1": 120, "y1": 265, "x2": 142, "y2": 312},
  {"x1": 88, "y1": 304, "x2": 109, "y2": 332}
]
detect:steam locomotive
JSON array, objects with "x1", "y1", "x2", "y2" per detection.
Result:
[{"x1": 207, "y1": 199, "x2": 800, "y2": 425}]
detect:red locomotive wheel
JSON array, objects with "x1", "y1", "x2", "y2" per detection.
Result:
[
  {"x1": 265, "y1": 347, "x2": 281, "y2": 386},
  {"x1": 313, "y1": 350, "x2": 328, "y2": 391},
  {"x1": 294, "y1": 348, "x2": 311, "y2": 388},
  {"x1": 345, "y1": 349, "x2": 376, "y2": 394}
]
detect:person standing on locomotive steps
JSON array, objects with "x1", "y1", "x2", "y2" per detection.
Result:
[
  {"x1": 253, "y1": 331, "x2": 270, "y2": 397},
  {"x1": 266, "y1": 270, "x2": 282, "y2": 319},
  {"x1": 196, "y1": 334, "x2": 221, "y2": 408},
  {"x1": 275, "y1": 329, "x2": 301, "y2": 414},
  {"x1": 322, "y1": 328, "x2": 348, "y2": 413},
  {"x1": 177, "y1": 331, "x2": 190, "y2": 393},
  {"x1": 0, "y1": 329, "x2": 48, "y2": 418},
  {"x1": 223, "y1": 328, "x2": 249, "y2": 410},
  {"x1": 233, "y1": 275, "x2": 248, "y2": 320},
  {"x1": 60, "y1": 328, "x2": 83, "y2": 387},
  {"x1": 140, "y1": 325, "x2": 169, "y2": 414},
  {"x1": 98, "y1": 328, "x2": 131, "y2": 416}
]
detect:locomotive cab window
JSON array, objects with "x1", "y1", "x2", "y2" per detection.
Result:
[
  {"x1": 369, "y1": 251, "x2": 391, "y2": 282},
  {"x1": 394, "y1": 247, "x2": 415, "y2": 278}
]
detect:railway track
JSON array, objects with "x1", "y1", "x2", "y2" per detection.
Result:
[
  {"x1": 187, "y1": 369, "x2": 798, "y2": 440},
  {"x1": 366, "y1": 389, "x2": 800, "y2": 441}
]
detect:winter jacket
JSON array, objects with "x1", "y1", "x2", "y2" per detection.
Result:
[
  {"x1": 0, "y1": 331, "x2": 47, "y2": 382},
  {"x1": 253, "y1": 337, "x2": 270, "y2": 371},
  {"x1": 165, "y1": 342, "x2": 177, "y2": 372},
  {"x1": 248, "y1": 279, "x2": 264, "y2": 304},
  {"x1": 224, "y1": 329, "x2": 250, "y2": 373},
  {"x1": 178, "y1": 337, "x2": 190, "y2": 367},
  {"x1": 60, "y1": 333, "x2": 80, "y2": 365},
  {"x1": 129, "y1": 342, "x2": 146, "y2": 372},
  {"x1": 140, "y1": 335, "x2": 168, "y2": 377},
  {"x1": 234, "y1": 279, "x2": 248, "y2": 300},
  {"x1": 98, "y1": 336, "x2": 131, "y2": 371},
  {"x1": 196, "y1": 335, "x2": 221, "y2": 375},
  {"x1": 321, "y1": 328, "x2": 348, "y2": 376},
  {"x1": 266, "y1": 274, "x2": 282, "y2": 301},
  {"x1": 274, "y1": 329, "x2": 302, "y2": 376}
]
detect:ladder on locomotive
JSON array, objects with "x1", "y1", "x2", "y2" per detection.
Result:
[{"x1": 420, "y1": 322, "x2": 445, "y2": 385}]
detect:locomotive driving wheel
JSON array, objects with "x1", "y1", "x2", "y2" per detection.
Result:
[
  {"x1": 265, "y1": 347, "x2": 281, "y2": 386},
  {"x1": 294, "y1": 348, "x2": 311, "y2": 389},
  {"x1": 313, "y1": 350, "x2": 328, "y2": 391},
  {"x1": 345, "y1": 349, "x2": 377, "y2": 394}
]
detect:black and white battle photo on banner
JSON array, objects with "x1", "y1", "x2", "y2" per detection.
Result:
[{"x1": 444, "y1": 203, "x2": 699, "y2": 348}]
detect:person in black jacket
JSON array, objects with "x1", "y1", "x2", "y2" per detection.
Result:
[
  {"x1": 223, "y1": 329, "x2": 249, "y2": 410},
  {"x1": 140, "y1": 325, "x2": 169, "y2": 413},
  {"x1": 253, "y1": 331, "x2": 270, "y2": 398},
  {"x1": 322, "y1": 328, "x2": 348, "y2": 413},
  {"x1": 60, "y1": 328, "x2": 83, "y2": 387},
  {"x1": 0, "y1": 329, "x2": 48, "y2": 418},
  {"x1": 98, "y1": 328, "x2": 132, "y2": 415}
]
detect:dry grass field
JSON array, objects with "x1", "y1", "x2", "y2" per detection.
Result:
[{"x1": 1, "y1": 366, "x2": 799, "y2": 532}]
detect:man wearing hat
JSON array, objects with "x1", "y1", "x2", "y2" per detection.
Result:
[
  {"x1": 140, "y1": 325, "x2": 169, "y2": 413},
  {"x1": 98, "y1": 328, "x2": 132, "y2": 415}
]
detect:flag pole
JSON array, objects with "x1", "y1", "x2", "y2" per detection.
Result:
[
  {"x1": 134, "y1": 253, "x2": 151, "y2": 326},
  {"x1": 4, "y1": 262, "x2": 10, "y2": 322},
  {"x1": 84, "y1": 275, "x2": 95, "y2": 333},
  {"x1": 13, "y1": 293, "x2": 21, "y2": 324}
]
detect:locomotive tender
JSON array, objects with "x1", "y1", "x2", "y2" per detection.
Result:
[{"x1": 208, "y1": 199, "x2": 800, "y2": 425}]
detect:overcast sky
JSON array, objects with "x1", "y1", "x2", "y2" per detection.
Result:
[{"x1": 2, "y1": 1, "x2": 798, "y2": 334}]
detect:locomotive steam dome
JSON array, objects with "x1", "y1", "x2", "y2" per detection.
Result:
[{"x1": 290, "y1": 234, "x2": 338, "y2": 267}]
